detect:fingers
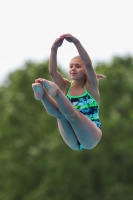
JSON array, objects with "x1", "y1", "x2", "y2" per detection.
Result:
[
  {"x1": 60, "y1": 34, "x2": 75, "y2": 43},
  {"x1": 54, "y1": 34, "x2": 72, "y2": 43},
  {"x1": 35, "y1": 78, "x2": 41, "y2": 83},
  {"x1": 55, "y1": 37, "x2": 64, "y2": 42},
  {"x1": 35, "y1": 78, "x2": 45, "y2": 84},
  {"x1": 60, "y1": 34, "x2": 65, "y2": 37},
  {"x1": 60, "y1": 33, "x2": 72, "y2": 38}
]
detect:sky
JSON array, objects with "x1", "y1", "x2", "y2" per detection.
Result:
[{"x1": 0, "y1": 0, "x2": 133, "y2": 85}]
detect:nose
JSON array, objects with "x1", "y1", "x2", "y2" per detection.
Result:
[{"x1": 71, "y1": 65, "x2": 76, "y2": 70}]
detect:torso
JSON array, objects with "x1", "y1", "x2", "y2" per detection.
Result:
[
  {"x1": 64, "y1": 80, "x2": 100, "y2": 103},
  {"x1": 65, "y1": 80, "x2": 101, "y2": 129}
]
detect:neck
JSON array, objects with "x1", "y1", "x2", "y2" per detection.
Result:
[{"x1": 72, "y1": 79, "x2": 86, "y2": 89}]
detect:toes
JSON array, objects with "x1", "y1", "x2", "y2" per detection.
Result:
[
  {"x1": 32, "y1": 83, "x2": 43, "y2": 93},
  {"x1": 32, "y1": 83, "x2": 42, "y2": 87}
]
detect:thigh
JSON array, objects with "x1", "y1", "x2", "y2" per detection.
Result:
[
  {"x1": 57, "y1": 117, "x2": 80, "y2": 150},
  {"x1": 67, "y1": 111, "x2": 102, "y2": 149}
]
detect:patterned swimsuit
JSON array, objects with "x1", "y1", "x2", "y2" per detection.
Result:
[{"x1": 66, "y1": 82, "x2": 101, "y2": 150}]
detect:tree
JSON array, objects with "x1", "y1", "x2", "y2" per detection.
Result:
[{"x1": 0, "y1": 56, "x2": 133, "y2": 200}]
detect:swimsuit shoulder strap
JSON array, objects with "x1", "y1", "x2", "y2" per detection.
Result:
[
  {"x1": 84, "y1": 84, "x2": 87, "y2": 92},
  {"x1": 84, "y1": 84, "x2": 99, "y2": 105},
  {"x1": 66, "y1": 81, "x2": 73, "y2": 95}
]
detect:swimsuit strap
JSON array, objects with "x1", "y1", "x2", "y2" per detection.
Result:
[
  {"x1": 84, "y1": 84, "x2": 87, "y2": 92},
  {"x1": 67, "y1": 81, "x2": 87, "y2": 96},
  {"x1": 84, "y1": 84, "x2": 99, "y2": 105},
  {"x1": 66, "y1": 81, "x2": 73, "y2": 95}
]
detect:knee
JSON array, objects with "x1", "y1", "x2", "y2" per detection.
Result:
[
  {"x1": 65, "y1": 111, "x2": 80, "y2": 122},
  {"x1": 83, "y1": 135, "x2": 102, "y2": 150}
]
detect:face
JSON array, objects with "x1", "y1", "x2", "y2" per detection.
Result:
[{"x1": 69, "y1": 58, "x2": 86, "y2": 80}]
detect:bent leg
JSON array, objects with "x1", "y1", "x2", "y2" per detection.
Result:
[
  {"x1": 55, "y1": 91, "x2": 102, "y2": 149},
  {"x1": 32, "y1": 82, "x2": 80, "y2": 150},
  {"x1": 57, "y1": 118, "x2": 80, "y2": 150},
  {"x1": 66, "y1": 114, "x2": 102, "y2": 149},
  {"x1": 41, "y1": 79, "x2": 102, "y2": 149},
  {"x1": 32, "y1": 82, "x2": 61, "y2": 117},
  {"x1": 56, "y1": 93, "x2": 102, "y2": 149}
]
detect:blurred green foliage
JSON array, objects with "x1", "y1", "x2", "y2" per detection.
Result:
[{"x1": 0, "y1": 56, "x2": 133, "y2": 200}]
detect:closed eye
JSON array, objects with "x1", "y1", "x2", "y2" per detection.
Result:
[
  {"x1": 75, "y1": 65, "x2": 81, "y2": 68},
  {"x1": 70, "y1": 64, "x2": 81, "y2": 68}
]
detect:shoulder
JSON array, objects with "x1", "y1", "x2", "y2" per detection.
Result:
[{"x1": 61, "y1": 78, "x2": 71, "y2": 94}]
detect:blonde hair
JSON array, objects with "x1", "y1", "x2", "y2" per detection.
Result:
[
  {"x1": 96, "y1": 74, "x2": 106, "y2": 80},
  {"x1": 71, "y1": 56, "x2": 106, "y2": 80}
]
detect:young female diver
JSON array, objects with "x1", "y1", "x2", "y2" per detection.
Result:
[{"x1": 32, "y1": 34, "x2": 106, "y2": 150}]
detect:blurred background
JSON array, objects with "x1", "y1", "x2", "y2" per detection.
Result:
[{"x1": 0, "y1": 0, "x2": 133, "y2": 199}]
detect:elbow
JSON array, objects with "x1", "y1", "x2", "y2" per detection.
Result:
[
  {"x1": 49, "y1": 71, "x2": 53, "y2": 76},
  {"x1": 49, "y1": 70, "x2": 56, "y2": 78},
  {"x1": 49, "y1": 70, "x2": 54, "y2": 76}
]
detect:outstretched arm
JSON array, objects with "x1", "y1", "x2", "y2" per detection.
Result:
[
  {"x1": 49, "y1": 36, "x2": 69, "y2": 92},
  {"x1": 62, "y1": 34, "x2": 98, "y2": 87}
]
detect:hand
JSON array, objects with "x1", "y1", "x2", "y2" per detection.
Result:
[
  {"x1": 60, "y1": 34, "x2": 79, "y2": 44},
  {"x1": 35, "y1": 78, "x2": 45, "y2": 85},
  {"x1": 52, "y1": 36, "x2": 65, "y2": 49}
]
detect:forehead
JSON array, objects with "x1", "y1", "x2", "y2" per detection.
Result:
[{"x1": 69, "y1": 58, "x2": 83, "y2": 65}]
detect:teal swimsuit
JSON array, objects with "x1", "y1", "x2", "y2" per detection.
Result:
[{"x1": 66, "y1": 81, "x2": 101, "y2": 150}]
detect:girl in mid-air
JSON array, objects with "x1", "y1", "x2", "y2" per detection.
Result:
[{"x1": 32, "y1": 34, "x2": 106, "y2": 150}]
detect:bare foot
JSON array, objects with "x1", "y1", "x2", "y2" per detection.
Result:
[
  {"x1": 39, "y1": 79, "x2": 59, "y2": 98},
  {"x1": 32, "y1": 83, "x2": 44, "y2": 100}
]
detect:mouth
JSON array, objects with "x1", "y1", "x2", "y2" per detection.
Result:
[{"x1": 70, "y1": 73, "x2": 77, "y2": 75}]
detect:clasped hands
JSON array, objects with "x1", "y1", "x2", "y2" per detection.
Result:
[{"x1": 52, "y1": 34, "x2": 79, "y2": 49}]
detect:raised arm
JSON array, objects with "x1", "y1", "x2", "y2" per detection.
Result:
[
  {"x1": 49, "y1": 37, "x2": 69, "y2": 92},
  {"x1": 62, "y1": 34, "x2": 98, "y2": 87}
]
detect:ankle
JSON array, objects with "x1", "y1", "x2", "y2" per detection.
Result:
[{"x1": 54, "y1": 86, "x2": 61, "y2": 97}]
